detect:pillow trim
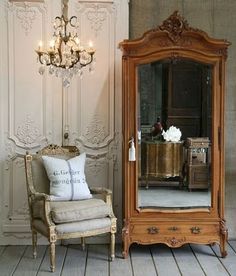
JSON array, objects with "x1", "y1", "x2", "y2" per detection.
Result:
[{"x1": 67, "y1": 160, "x2": 74, "y2": 200}]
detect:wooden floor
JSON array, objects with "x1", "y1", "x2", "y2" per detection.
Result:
[{"x1": 1, "y1": 241, "x2": 236, "y2": 276}]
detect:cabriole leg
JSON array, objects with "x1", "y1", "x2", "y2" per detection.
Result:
[
  {"x1": 81, "y1": 237, "x2": 86, "y2": 251},
  {"x1": 32, "y1": 230, "x2": 37, "y2": 259},
  {"x1": 50, "y1": 241, "x2": 56, "y2": 272},
  {"x1": 220, "y1": 220, "x2": 228, "y2": 258},
  {"x1": 110, "y1": 232, "x2": 115, "y2": 261}
]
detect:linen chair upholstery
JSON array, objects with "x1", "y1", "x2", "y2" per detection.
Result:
[{"x1": 24, "y1": 144, "x2": 117, "y2": 272}]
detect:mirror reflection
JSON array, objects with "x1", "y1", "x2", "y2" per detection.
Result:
[{"x1": 137, "y1": 59, "x2": 212, "y2": 209}]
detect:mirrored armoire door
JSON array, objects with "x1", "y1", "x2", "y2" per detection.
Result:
[{"x1": 120, "y1": 11, "x2": 230, "y2": 258}]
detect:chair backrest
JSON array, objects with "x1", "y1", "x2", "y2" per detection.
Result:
[{"x1": 25, "y1": 144, "x2": 80, "y2": 195}]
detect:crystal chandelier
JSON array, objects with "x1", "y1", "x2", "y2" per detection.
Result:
[{"x1": 35, "y1": 0, "x2": 95, "y2": 87}]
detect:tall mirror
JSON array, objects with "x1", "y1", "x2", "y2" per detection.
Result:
[{"x1": 137, "y1": 59, "x2": 212, "y2": 209}]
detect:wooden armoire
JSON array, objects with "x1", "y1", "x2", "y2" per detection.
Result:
[{"x1": 119, "y1": 11, "x2": 230, "y2": 257}]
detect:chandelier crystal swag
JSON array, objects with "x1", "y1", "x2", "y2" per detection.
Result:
[{"x1": 35, "y1": 0, "x2": 95, "y2": 87}]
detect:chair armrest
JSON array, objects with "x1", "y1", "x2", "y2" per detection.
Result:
[
  {"x1": 90, "y1": 187, "x2": 112, "y2": 195},
  {"x1": 32, "y1": 192, "x2": 51, "y2": 202},
  {"x1": 31, "y1": 192, "x2": 55, "y2": 227},
  {"x1": 90, "y1": 187, "x2": 113, "y2": 206}
]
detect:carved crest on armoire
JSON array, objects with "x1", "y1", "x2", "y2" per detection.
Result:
[{"x1": 120, "y1": 11, "x2": 230, "y2": 257}]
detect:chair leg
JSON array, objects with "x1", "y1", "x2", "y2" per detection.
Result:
[
  {"x1": 110, "y1": 232, "x2": 115, "y2": 261},
  {"x1": 32, "y1": 230, "x2": 37, "y2": 259},
  {"x1": 50, "y1": 241, "x2": 56, "y2": 272},
  {"x1": 81, "y1": 237, "x2": 86, "y2": 251}
]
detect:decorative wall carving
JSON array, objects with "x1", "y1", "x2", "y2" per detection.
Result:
[
  {"x1": 16, "y1": 115, "x2": 41, "y2": 146},
  {"x1": 86, "y1": 153, "x2": 107, "y2": 175},
  {"x1": 84, "y1": 114, "x2": 108, "y2": 146},
  {"x1": 1, "y1": 0, "x2": 8, "y2": 22},
  {"x1": 87, "y1": 4, "x2": 107, "y2": 36},
  {"x1": 74, "y1": 1, "x2": 116, "y2": 149},
  {"x1": 8, "y1": 1, "x2": 50, "y2": 150},
  {"x1": 107, "y1": 131, "x2": 120, "y2": 171},
  {"x1": 16, "y1": 3, "x2": 36, "y2": 35},
  {"x1": 0, "y1": 0, "x2": 128, "y2": 244},
  {"x1": 14, "y1": 201, "x2": 29, "y2": 217}
]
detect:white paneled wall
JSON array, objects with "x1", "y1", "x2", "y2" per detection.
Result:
[{"x1": 0, "y1": 0, "x2": 128, "y2": 244}]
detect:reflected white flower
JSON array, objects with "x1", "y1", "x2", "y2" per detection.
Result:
[{"x1": 162, "y1": 126, "x2": 182, "y2": 142}]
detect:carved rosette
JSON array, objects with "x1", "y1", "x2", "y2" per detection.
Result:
[{"x1": 16, "y1": 115, "x2": 41, "y2": 146}]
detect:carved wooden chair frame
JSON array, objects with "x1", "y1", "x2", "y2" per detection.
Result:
[{"x1": 24, "y1": 144, "x2": 117, "y2": 272}]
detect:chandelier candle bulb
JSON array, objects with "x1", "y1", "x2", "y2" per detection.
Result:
[
  {"x1": 49, "y1": 40, "x2": 55, "y2": 49},
  {"x1": 38, "y1": 41, "x2": 43, "y2": 52},
  {"x1": 88, "y1": 41, "x2": 95, "y2": 54}
]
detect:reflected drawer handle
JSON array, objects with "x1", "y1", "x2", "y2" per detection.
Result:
[
  {"x1": 191, "y1": 227, "x2": 201, "y2": 234},
  {"x1": 147, "y1": 227, "x2": 159, "y2": 234},
  {"x1": 168, "y1": 226, "x2": 179, "y2": 232}
]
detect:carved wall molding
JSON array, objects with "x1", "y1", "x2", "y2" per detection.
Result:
[
  {"x1": 5, "y1": 136, "x2": 17, "y2": 159},
  {"x1": 84, "y1": 114, "x2": 108, "y2": 146},
  {"x1": 8, "y1": 1, "x2": 47, "y2": 36},
  {"x1": 0, "y1": 0, "x2": 8, "y2": 22},
  {"x1": 15, "y1": 158, "x2": 24, "y2": 168},
  {"x1": 0, "y1": 0, "x2": 128, "y2": 244},
  {"x1": 15, "y1": 2, "x2": 37, "y2": 36},
  {"x1": 4, "y1": 138, "x2": 17, "y2": 171},
  {"x1": 78, "y1": 1, "x2": 117, "y2": 36},
  {"x1": 3, "y1": 232, "x2": 32, "y2": 239},
  {"x1": 86, "y1": 153, "x2": 107, "y2": 175},
  {"x1": 8, "y1": 2, "x2": 49, "y2": 150},
  {"x1": 107, "y1": 131, "x2": 120, "y2": 171},
  {"x1": 73, "y1": 1, "x2": 116, "y2": 150},
  {"x1": 87, "y1": 4, "x2": 107, "y2": 36},
  {"x1": 13, "y1": 200, "x2": 29, "y2": 217},
  {"x1": 16, "y1": 114, "x2": 41, "y2": 146}
]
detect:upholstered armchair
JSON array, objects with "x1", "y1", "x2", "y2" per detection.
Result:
[{"x1": 24, "y1": 144, "x2": 117, "y2": 272}]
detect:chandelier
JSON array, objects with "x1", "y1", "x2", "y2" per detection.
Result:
[{"x1": 35, "y1": 0, "x2": 95, "y2": 87}]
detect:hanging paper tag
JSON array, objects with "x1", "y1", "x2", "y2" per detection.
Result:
[{"x1": 129, "y1": 138, "x2": 136, "y2": 161}]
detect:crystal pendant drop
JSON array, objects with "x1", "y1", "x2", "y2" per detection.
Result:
[
  {"x1": 49, "y1": 65, "x2": 55, "y2": 75},
  {"x1": 38, "y1": 66, "x2": 45, "y2": 75},
  {"x1": 63, "y1": 78, "x2": 70, "y2": 88}
]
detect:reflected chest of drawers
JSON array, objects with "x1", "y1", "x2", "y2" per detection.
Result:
[{"x1": 141, "y1": 141, "x2": 184, "y2": 188}]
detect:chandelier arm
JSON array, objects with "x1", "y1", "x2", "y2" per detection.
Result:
[
  {"x1": 55, "y1": 16, "x2": 63, "y2": 29},
  {"x1": 37, "y1": 52, "x2": 51, "y2": 66},
  {"x1": 78, "y1": 54, "x2": 94, "y2": 68},
  {"x1": 69, "y1": 16, "x2": 77, "y2": 28}
]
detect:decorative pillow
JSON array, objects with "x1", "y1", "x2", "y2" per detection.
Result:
[{"x1": 42, "y1": 153, "x2": 92, "y2": 201}]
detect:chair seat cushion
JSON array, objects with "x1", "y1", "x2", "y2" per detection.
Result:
[
  {"x1": 50, "y1": 198, "x2": 112, "y2": 224},
  {"x1": 33, "y1": 217, "x2": 111, "y2": 235}
]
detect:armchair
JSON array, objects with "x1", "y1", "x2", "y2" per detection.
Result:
[{"x1": 24, "y1": 144, "x2": 117, "y2": 272}]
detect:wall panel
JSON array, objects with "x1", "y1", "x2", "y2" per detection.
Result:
[{"x1": 0, "y1": 0, "x2": 128, "y2": 244}]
